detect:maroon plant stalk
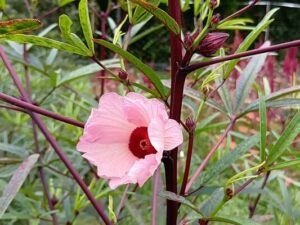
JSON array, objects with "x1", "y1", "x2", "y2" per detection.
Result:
[
  {"x1": 97, "y1": 4, "x2": 110, "y2": 96},
  {"x1": 184, "y1": 39, "x2": 300, "y2": 74},
  {"x1": 180, "y1": 130, "x2": 195, "y2": 196},
  {"x1": 184, "y1": 117, "x2": 237, "y2": 194},
  {"x1": 249, "y1": 171, "x2": 271, "y2": 218},
  {"x1": 0, "y1": 92, "x2": 84, "y2": 128},
  {"x1": 164, "y1": 0, "x2": 183, "y2": 224},
  {"x1": 0, "y1": 104, "x2": 26, "y2": 113},
  {"x1": 220, "y1": 0, "x2": 260, "y2": 23},
  {"x1": 23, "y1": 41, "x2": 59, "y2": 225},
  {"x1": 0, "y1": 47, "x2": 113, "y2": 225},
  {"x1": 33, "y1": 122, "x2": 59, "y2": 225}
]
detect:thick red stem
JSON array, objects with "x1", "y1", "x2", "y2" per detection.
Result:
[{"x1": 164, "y1": 0, "x2": 183, "y2": 224}]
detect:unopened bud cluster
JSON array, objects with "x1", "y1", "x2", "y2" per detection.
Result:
[
  {"x1": 185, "y1": 32, "x2": 229, "y2": 57},
  {"x1": 195, "y1": 32, "x2": 229, "y2": 57}
]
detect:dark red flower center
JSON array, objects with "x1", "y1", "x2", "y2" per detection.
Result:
[{"x1": 128, "y1": 127, "x2": 157, "y2": 159}]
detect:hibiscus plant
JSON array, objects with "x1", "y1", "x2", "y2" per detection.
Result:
[{"x1": 0, "y1": 0, "x2": 300, "y2": 224}]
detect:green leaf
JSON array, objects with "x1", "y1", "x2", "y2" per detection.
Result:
[
  {"x1": 131, "y1": 0, "x2": 159, "y2": 24},
  {"x1": 59, "y1": 14, "x2": 92, "y2": 55},
  {"x1": 209, "y1": 216, "x2": 262, "y2": 225},
  {"x1": 259, "y1": 93, "x2": 267, "y2": 162},
  {"x1": 270, "y1": 159, "x2": 300, "y2": 170},
  {"x1": 0, "y1": 0, "x2": 6, "y2": 10},
  {"x1": 195, "y1": 134, "x2": 260, "y2": 187},
  {"x1": 160, "y1": 191, "x2": 204, "y2": 216},
  {"x1": 78, "y1": 0, "x2": 94, "y2": 53},
  {"x1": 129, "y1": 24, "x2": 164, "y2": 45},
  {"x1": 267, "y1": 110, "x2": 300, "y2": 165},
  {"x1": 0, "y1": 34, "x2": 89, "y2": 56},
  {"x1": 241, "y1": 99, "x2": 300, "y2": 117},
  {"x1": 161, "y1": 79, "x2": 227, "y2": 113},
  {"x1": 0, "y1": 143, "x2": 28, "y2": 157},
  {"x1": 129, "y1": 0, "x2": 181, "y2": 34},
  {"x1": 56, "y1": 59, "x2": 120, "y2": 86},
  {"x1": 0, "y1": 154, "x2": 39, "y2": 218},
  {"x1": 233, "y1": 41, "x2": 270, "y2": 113},
  {"x1": 199, "y1": 188, "x2": 224, "y2": 217},
  {"x1": 58, "y1": 0, "x2": 75, "y2": 7},
  {"x1": 0, "y1": 19, "x2": 42, "y2": 36},
  {"x1": 216, "y1": 77, "x2": 232, "y2": 115},
  {"x1": 223, "y1": 8, "x2": 278, "y2": 79},
  {"x1": 94, "y1": 39, "x2": 166, "y2": 98}
]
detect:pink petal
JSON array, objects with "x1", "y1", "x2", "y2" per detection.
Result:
[
  {"x1": 123, "y1": 94, "x2": 168, "y2": 127},
  {"x1": 109, "y1": 151, "x2": 163, "y2": 189},
  {"x1": 148, "y1": 118, "x2": 183, "y2": 152},
  {"x1": 123, "y1": 97, "x2": 149, "y2": 127},
  {"x1": 163, "y1": 119, "x2": 183, "y2": 151},
  {"x1": 78, "y1": 142, "x2": 137, "y2": 178},
  {"x1": 148, "y1": 118, "x2": 165, "y2": 152},
  {"x1": 84, "y1": 93, "x2": 135, "y2": 144}
]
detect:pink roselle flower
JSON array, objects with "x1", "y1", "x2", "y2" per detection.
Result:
[{"x1": 77, "y1": 92, "x2": 183, "y2": 189}]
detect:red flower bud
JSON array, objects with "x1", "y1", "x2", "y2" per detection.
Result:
[
  {"x1": 185, "y1": 117, "x2": 196, "y2": 132},
  {"x1": 211, "y1": 13, "x2": 221, "y2": 24},
  {"x1": 118, "y1": 70, "x2": 128, "y2": 80},
  {"x1": 195, "y1": 32, "x2": 229, "y2": 57},
  {"x1": 184, "y1": 32, "x2": 194, "y2": 49},
  {"x1": 209, "y1": 0, "x2": 219, "y2": 9}
]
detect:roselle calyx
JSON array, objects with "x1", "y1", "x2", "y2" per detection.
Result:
[
  {"x1": 118, "y1": 70, "x2": 128, "y2": 80},
  {"x1": 184, "y1": 32, "x2": 194, "y2": 49},
  {"x1": 195, "y1": 32, "x2": 229, "y2": 57},
  {"x1": 211, "y1": 13, "x2": 221, "y2": 24},
  {"x1": 185, "y1": 117, "x2": 196, "y2": 132},
  {"x1": 209, "y1": 0, "x2": 220, "y2": 9}
]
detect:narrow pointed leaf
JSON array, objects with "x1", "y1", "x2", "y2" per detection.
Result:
[
  {"x1": 94, "y1": 39, "x2": 166, "y2": 98},
  {"x1": 267, "y1": 110, "x2": 300, "y2": 165},
  {"x1": 57, "y1": 59, "x2": 120, "y2": 86},
  {"x1": 233, "y1": 41, "x2": 270, "y2": 113},
  {"x1": 195, "y1": 134, "x2": 259, "y2": 187},
  {"x1": 160, "y1": 191, "x2": 204, "y2": 216},
  {"x1": 59, "y1": 14, "x2": 92, "y2": 55},
  {"x1": 0, "y1": 34, "x2": 89, "y2": 56},
  {"x1": 79, "y1": 0, "x2": 94, "y2": 53},
  {"x1": 259, "y1": 93, "x2": 267, "y2": 161},
  {"x1": 0, "y1": 154, "x2": 39, "y2": 218},
  {"x1": 223, "y1": 8, "x2": 278, "y2": 79},
  {"x1": 0, "y1": 19, "x2": 42, "y2": 36},
  {"x1": 270, "y1": 159, "x2": 300, "y2": 170},
  {"x1": 129, "y1": 0, "x2": 181, "y2": 34}
]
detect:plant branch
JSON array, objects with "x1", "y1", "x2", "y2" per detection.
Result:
[
  {"x1": 220, "y1": 0, "x2": 260, "y2": 23},
  {"x1": 180, "y1": 129, "x2": 195, "y2": 196},
  {"x1": 0, "y1": 104, "x2": 26, "y2": 113},
  {"x1": 0, "y1": 92, "x2": 84, "y2": 128},
  {"x1": 184, "y1": 39, "x2": 300, "y2": 74},
  {"x1": 249, "y1": 171, "x2": 271, "y2": 218},
  {"x1": 185, "y1": 117, "x2": 237, "y2": 194},
  {"x1": 0, "y1": 46, "x2": 113, "y2": 225},
  {"x1": 23, "y1": 41, "x2": 59, "y2": 225}
]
